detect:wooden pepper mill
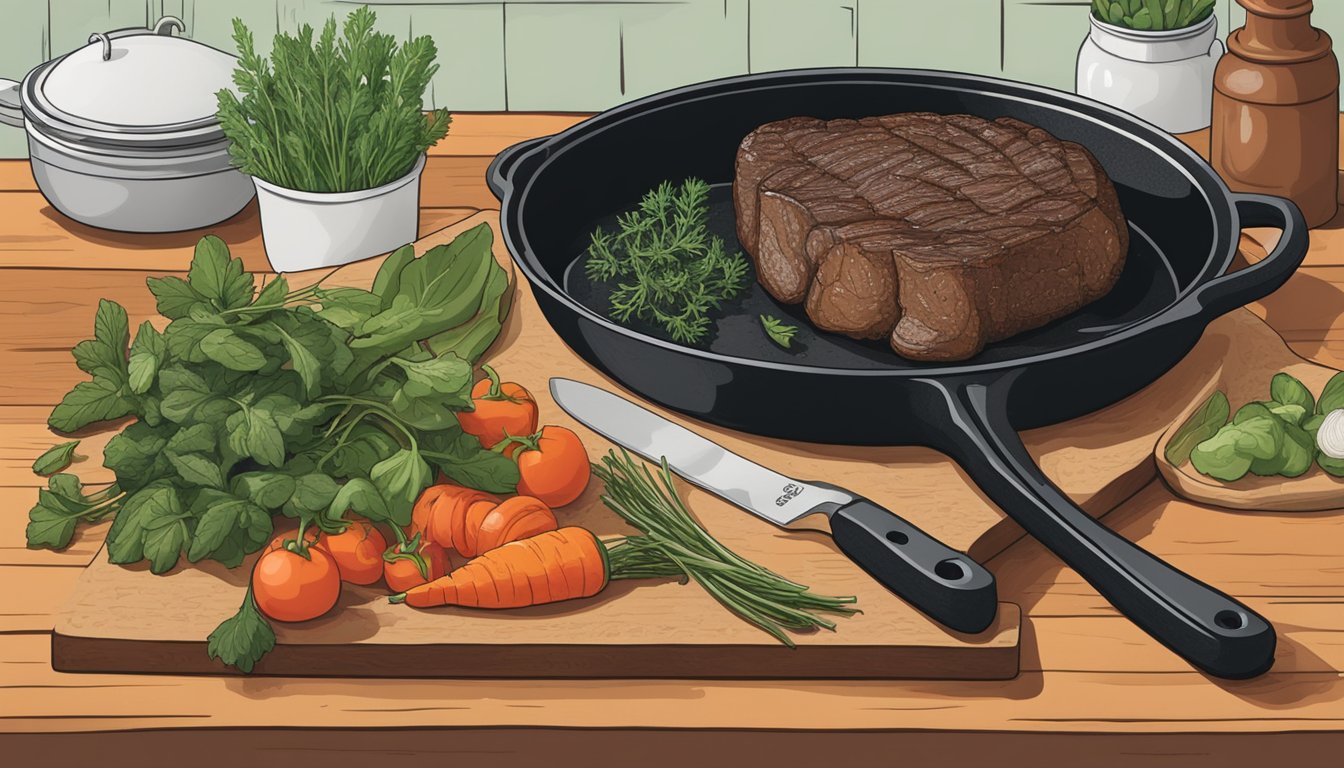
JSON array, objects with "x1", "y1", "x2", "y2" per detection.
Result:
[{"x1": 1213, "y1": 0, "x2": 1339, "y2": 227}]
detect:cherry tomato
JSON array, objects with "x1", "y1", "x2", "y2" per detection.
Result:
[
  {"x1": 458, "y1": 365, "x2": 538, "y2": 449},
  {"x1": 384, "y1": 537, "x2": 451, "y2": 593},
  {"x1": 252, "y1": 546, "x2": 341, "y2": 623},
  {"x1": 322, "y1": 518, "x2": 388, "y2": 586},
  {"x1": 512, "y1": 425, "x2": 591, "y2": 508}
]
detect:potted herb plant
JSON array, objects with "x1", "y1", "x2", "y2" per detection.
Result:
[
  {"x1": 216, "y1": 7, "x2": 450, "y2": 271},
  {"x1": 1076, "y1": 0, "x2": 1223, "y2": 133}
]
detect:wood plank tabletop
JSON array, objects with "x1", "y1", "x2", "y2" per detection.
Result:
[{"x1": 0, "y1": 113, "x2": 1341, "y2": 766}]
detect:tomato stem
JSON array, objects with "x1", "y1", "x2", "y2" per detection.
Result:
[
  {"x1": 478, "y1": 364, "x2": 525, "y2": 404},
  {"x1": 492, "y1": 428, "x2": 541, "y2": 457}
]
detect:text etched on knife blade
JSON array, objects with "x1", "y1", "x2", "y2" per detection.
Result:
[{"x1": 775, "y1": 483, "x2": 804, "y2": 507}]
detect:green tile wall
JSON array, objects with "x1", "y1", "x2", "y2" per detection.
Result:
[{"x1": 0, "y1": 0, "x2": 1340, "y2": 157}]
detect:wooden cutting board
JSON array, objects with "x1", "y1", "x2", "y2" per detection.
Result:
[{"x1": 51, "y1": 211, "x2": 1236, "y2": 680}]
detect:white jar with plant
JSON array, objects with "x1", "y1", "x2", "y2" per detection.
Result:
[
  {"x1": 216, "y1": 8, "x2": 450, "y2": 272},
  {"x1": 1076, "y1": 0, "x2": 1223, "y2": 133}
]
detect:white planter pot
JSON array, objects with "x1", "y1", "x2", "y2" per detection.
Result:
[
  {"x1": 1076, "y1": 14, "x2": 1223, "y2": 133},
  {"x1": 253, "y1": 153, "x2": 426, "y2": 272}
]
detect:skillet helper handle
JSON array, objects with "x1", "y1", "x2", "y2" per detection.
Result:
[
  {"x1": 827, "y1": 496, "x2": 998, "y2": 634},
  {"x1": 931, "y1": 379, "x2": 1276, "y2": 679},
  {"x1": 1191, "y1": 193, "x2": 1308, "y2": 318},
  {"x1": 487, "y1": 136, "x2": 549, "y2": 201}
]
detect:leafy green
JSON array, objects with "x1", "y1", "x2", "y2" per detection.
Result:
[
  {"x1": 32, "y1": 441, "x2": 80, "y2": 477},
  {"x1": 1317, "y1": 372, "x2": 1344, "y2": 415},
  {"x1": 586, "y1": 178, "x2": 749, "y2": 344},
  {"x1": 1271, "y1": 373, "x2": 1314, "y2": 413},
  {"x1": 1164, "y1": 391, "x2": 1228, "y2": 467},
  {"x1": 207, "y1": 588, "x2": 275, "y2": 674},
  {"x1": 33, "y1": 229, "x2": 512, "y2": 574},
  {"x1": 215, "y1": 7, "x2": 451, "y2": 193}
]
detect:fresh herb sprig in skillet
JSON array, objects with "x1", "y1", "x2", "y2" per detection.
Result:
[
  {"x1": 586, "y1": 178, "x2": 749, "y2": 344},
  {"x1": 760, "y1": 315, "x2": 799, "y2": 349}
]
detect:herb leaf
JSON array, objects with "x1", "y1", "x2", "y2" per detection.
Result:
[
  {"x1": 48, "y1": 376, "x2": 133, "y2": 433},
  {"x1": 1164, "y1": 390, "x2": 1229, "y2": 466},
  {"x1": 760, "y1": 315, "x2": 799, "y2": 349},
  {"x1": 1317, "y1": 372, "x2": 1344, "y2": 415},
  {"x1": 32, "y1": 441, "x2": 80, "y2": 477}
]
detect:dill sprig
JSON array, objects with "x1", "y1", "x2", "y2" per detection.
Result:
[
  {"x1": 595, "y1": 450, "x2": 858, "y2": 646},
  {"x1": 585, "y1": 179, "x2": 749, "y2": 344},
  {"x1": 216, "y1": 7, "x2": 451, "y2": 193}
]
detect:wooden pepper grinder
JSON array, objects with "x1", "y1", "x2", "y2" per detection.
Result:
[{"x1": 1213, "y1": 0, "x2": 1339, "y2": 227}]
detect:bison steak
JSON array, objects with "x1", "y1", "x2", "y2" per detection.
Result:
[{"x1": 733, "y1": 113, "x2": 1128, "y2": 361}]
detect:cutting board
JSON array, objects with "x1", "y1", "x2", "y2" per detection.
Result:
[{"x1": 52, "y1": 211, "x2": 1235, "y2": 680}]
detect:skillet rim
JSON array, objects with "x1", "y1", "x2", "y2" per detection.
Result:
[{"x1": 500, "y1": 67, "x2": 1239, "y2": 378}]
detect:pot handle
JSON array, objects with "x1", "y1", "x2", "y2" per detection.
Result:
[
  {"x1": 1189, "y1": 193, "x2": 1308, "y2": 319},
  {"x1": 487, "y1": 136, "x2": 549, "y2": 202},
  {"x1": 0, "y1": 78, "x2": 22, "y2": 128},
  {"x1": 924, "y1": 374, "x2": 1276, "y2": 679}
]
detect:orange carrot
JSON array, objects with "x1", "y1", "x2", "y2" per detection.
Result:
[
  {"x1": 411, "y1": 483, "x2": 558, "y2": 557},
  {"x1": 389, "y1": 527, "x2": 607, "y2": 609}
]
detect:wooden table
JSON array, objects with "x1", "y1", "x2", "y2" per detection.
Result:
[{"x1": 1, "y1": 115, "x2": 1341, "y2": 766}]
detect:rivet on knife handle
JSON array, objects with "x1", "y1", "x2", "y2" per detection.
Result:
[{"x1": 821, "y1": 495, "x2": 998, "y2": 634}]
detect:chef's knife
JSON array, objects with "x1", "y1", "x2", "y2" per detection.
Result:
[{"x1": 550, "y1": 378, "x2": 998, "y2": 634}]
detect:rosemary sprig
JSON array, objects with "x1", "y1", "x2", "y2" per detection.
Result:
[
  {"x1": 585, "y1": 179, "x2": 749, "y2": 344},
  {"x1": 595, "y1": 450, "x2": 858, "y2": 646}
]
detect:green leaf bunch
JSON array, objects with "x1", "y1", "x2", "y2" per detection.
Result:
[
  {"x1": 586, "y1": 178, "x2": 749, "y2": 344},
  {"x1": 28, "y1": 225, "x2": 515, "y2": 577},
  {"x1": 215, "y1": 6, "x2": 451, "y2": 193},
  {"x1": 1092, "y1": 0, "x2": 1215, "y2": 31},
  {"x1": 1176, "y1": 372, "x2": 1344, "y2": 482}
]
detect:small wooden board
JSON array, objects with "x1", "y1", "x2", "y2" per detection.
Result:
[{"x1": 51, "y1": 211, "x2": 1240, "y2": 680}]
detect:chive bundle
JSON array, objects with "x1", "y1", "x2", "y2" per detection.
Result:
[{"x1": 595, "y1": 450, "x2": 858, "y2": 645}]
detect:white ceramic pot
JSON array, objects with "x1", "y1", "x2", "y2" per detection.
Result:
[
  {"x1": 1076, "y1": 14, "x2": 1223, "y2": 133},
  {"x1": 252, "y1": 154, "x2": 426, "y2": 273}
]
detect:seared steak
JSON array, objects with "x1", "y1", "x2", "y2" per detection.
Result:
[{"x1": 733, "y1": 113, "x2": 1128, "y2": 361}]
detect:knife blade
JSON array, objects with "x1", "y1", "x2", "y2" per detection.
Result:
[{"x1": 550, "y1": 378, "x2": 998, "y2": 634}]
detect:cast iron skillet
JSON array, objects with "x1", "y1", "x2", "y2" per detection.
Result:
[{"x1": 486, "y1": 69, "x2": 1308, "y2": 680}]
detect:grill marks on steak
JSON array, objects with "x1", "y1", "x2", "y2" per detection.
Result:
[{"x1": 733, "y1": 113, "x2": 1128, "y2": 361}]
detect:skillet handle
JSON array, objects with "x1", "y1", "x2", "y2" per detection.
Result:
[
  {"x1": 486, "y1": 136, "x2": 550, "y2": 202},
  {"x1": 926, "y1": 376, "x2": 1276, "y2": 680},
  {"x1": 1190, "y1": 193, "x2": 1308, "y2": 319}
]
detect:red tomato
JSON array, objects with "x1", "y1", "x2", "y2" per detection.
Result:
[
  {"x1": 322, "y1": 518, "x2": 388, "y2": 586},
  {"x1": 252, "y1": 546, "x2": 341, "y2": 623},
  {"x1": 384, "y1": 539, "x2": 451, "y2": 593},
  {"x1": 513, "y1": 426, "x2": 591, "y2": 507}
]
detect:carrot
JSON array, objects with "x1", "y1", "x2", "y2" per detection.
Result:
[
  {"x1": 390, "y1": 527, "x2": 608, "y2": 609},
  {"x1": 411, "y1": 483, "x2": 558, "y2": 557}
]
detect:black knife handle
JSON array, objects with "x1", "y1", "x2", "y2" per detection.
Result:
[{"x1": 829, "y1": 498, "x2": 998, "y2": 633}]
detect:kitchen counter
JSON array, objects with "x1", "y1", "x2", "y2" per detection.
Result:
[{"x1": 1, "y1": 114, "x2": 1341, "y2": 766}]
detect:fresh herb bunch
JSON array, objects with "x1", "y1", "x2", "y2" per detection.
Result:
[
  {"x1": 586, "y1": 178, "x2": 749, "y2": 344},
  {"x1": 1091, "y1": 0, "x2": 1215, "y2": 31},
  {"x1": 27, "y1": 224, "x2": 514, "y2": 574},
  {"x1": 1169, "y1": 372, "x2": 1344, "y2": 482},
  {"x1": 216, "y1": 7, "x2": 451, "y2": 193},
  {"x1": 594, "y1": 450, "x2": 858, "y2": 645}
]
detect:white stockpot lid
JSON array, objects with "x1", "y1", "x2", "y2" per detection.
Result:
[{"x1": 24, "y1": 17, "x2": 237, "y2": 147}]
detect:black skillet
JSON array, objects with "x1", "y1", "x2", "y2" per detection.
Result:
[{"x1": 486, "y1": 69, "x2": 1308, "y2": 680}]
